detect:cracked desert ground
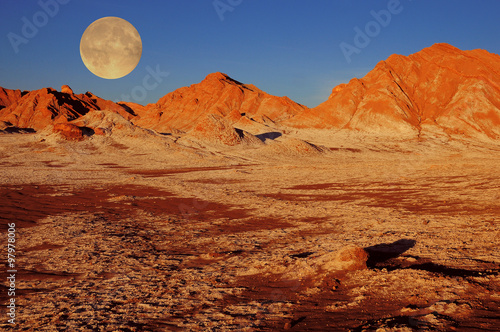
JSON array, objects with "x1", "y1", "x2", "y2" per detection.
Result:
[{"x1": 0, "y1": 130, "x2": 499, "y2": 331}]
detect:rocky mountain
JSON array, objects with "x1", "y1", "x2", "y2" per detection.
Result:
[
  {"x1": 0, "y1": 86, "x2": 135, "y2": 133},
  {"x1": 0, "y1": 43, "x2": 499, "y2": 142},
  {"x1": 286, "y1": 43, "x2": 500, "y2": 139},
  {"x1": 133, "y1": 72, "x2": 307, "y2": 132}
]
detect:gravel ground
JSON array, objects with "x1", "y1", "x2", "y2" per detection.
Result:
[{"x1": 0, "y1": 131, "x2": 499, "y2": 331}]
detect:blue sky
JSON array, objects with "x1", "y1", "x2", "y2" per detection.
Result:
[{"x1": 1, "y1": 0, "x2": 499, "y2": 107}]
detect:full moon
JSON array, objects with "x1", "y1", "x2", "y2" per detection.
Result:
[{"x1": 80, "y1": 17, "x2": 142, "y2": 79}]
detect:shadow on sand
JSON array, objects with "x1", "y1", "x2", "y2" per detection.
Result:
[
  {"x1": 365, "y1": 239, "x2": 416, "y2": 268},
  {"x1": 365, "y1": 239, "x2": 499, "y2": 278}
]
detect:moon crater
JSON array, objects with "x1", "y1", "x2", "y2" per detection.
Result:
[{"x1": 80, "y1": 17, "x2": 142, "y2": 79}]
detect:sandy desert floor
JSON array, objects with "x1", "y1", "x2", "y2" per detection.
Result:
[{"x1": 0, "y1": 131, "x2": 499, "y2": 331}]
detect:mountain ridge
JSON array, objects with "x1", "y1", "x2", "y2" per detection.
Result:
[
  {"x1": 0, "y1": 43, "x2": 499, "y2": 141},
  {"x1": 286, "y1": 43, "x2": 500, "y2": 139},
  {"x1": 132, "y1": 71, "x2": 307, "y2": 132}
]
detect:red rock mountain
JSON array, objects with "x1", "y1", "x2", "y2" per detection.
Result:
[
  {"x1": 0, "y1": 43, "x2": 499, "y2": 141},
  {"x1": 287, "y1": 43, "x2": 500, "y2": 139},
  {"x1": 134, "y1": 72, "x2": 307, "y2": 132},
  {"x1": 0, "y1": 86, "x2": 135, "y2": 131}
]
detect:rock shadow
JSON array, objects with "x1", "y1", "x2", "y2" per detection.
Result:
[
  {"x1": 81, "y1": 127, "x2": 95, "y2": 137},
  {"x1": 52, "y1": 91, "x2": 93, "y2": 119},
  {"x1": 365, "y1": 239, "x2": 416, "y2": 268},
  {"x1": 256, "y1": 132, "x2": 282, "y2": 142},
  {"x1": 116, "y1": 102, "x2": 138, "y2": 116},
  {"x1": 407, "y1": 262, "x2": 499, "y2": 278},
  {"x1": 2, "y1": 127, "x2": 36, "y2": 134},
  {"x1": 234, "y1": 128, "x2": 245, "y2": 139},
  {"x1": 365, "y1": 239, "x2": 500, "y2": 278}
]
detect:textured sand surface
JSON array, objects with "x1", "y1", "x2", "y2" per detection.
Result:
[{"x1": 0, "y1": 131, "x2": 498, "y2": 331}]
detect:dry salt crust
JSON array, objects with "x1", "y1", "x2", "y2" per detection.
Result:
[{"x1": 0, "y1": 130, "x2": 499, "y2": 331}]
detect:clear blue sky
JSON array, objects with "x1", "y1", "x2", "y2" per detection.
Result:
[{"x1": 1, "y1": 0, "x2": 499, "y2": 107}]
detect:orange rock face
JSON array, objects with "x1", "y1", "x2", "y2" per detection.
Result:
[
  {"x1": 134, "y1": 72, "x2": 307, "y2": 132},
  {"x1": 0, "y1": 88, "x2": 79, "y2": 130},
  {"x1": 287, "y1": 43, "x2": 500, "y2": 139},
  {"x1": 61, "y1": 85, "x2": 74, "y2": 95},
  {"x1": 81, "y1": 92, "x2": 136, "y2": 121},
  {"x1": 53, "y1": 123, "x2": 84, "y2": 140},
  {"x1": 314, "y1": 247, "x2": 369, "y2": 272},
  {"x1": 0, "y1": 87, "x2": 136, "y2": 132},
  {"x1": 0, "y1": 87, "x2": 23, "y2": 112},
  {"x1": 0, "y1": 44, "x2": 498, "y2": 141}
]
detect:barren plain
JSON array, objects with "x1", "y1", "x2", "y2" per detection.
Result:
[{"x1": 0, "y1": 129, "x2": 499, "y2": 331}]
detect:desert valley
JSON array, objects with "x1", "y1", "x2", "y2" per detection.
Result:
[{"x1": 0, "y1": 43, "x2": 499, "y2": 331}]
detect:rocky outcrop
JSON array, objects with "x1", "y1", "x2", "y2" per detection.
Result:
[
  {"x1": 0, "y1": 87, "x2": 23, "y2": 111},
  {"x1": 0, "y1": 88, "x2": 86, "y2": 131},
  {"x1": 0, "y1": 87, "x2": 137, "y2": 133},
  {"x1": 61, "y1": 85, "x2": 74, "y2": 94},
  {"x1": 188, "y1": 114, "x2": 263, "y2": 146},
  {"x1": 317, "y1": 247, "x2": 369, "y2": 272},
  {"x1": 53, "y1": 123, "x2": 84, "y2": 140},
  {"x1": 70, "y1": 110, "x2": 139, "y2": 137},
  {"x1": 286, "y1": 43, "x2": 500, "y2": 139}
]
